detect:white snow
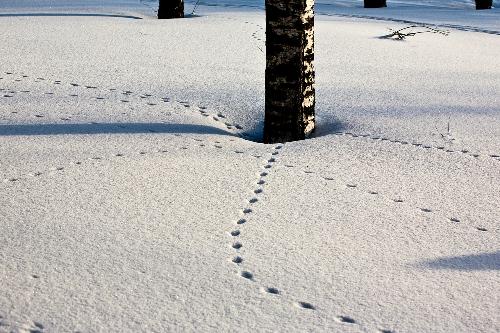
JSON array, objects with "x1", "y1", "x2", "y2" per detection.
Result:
[{"x1": 0, "y1": 0, "x2": 499, "y2": 332}]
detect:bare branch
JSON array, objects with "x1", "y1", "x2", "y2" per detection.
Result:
[{"x1": 380, "y1": 25, "x2": 450, "y2": 40}]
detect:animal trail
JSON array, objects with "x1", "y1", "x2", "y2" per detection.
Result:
[
  {"x1": 338, "y1": 131, "x2": 499, "y2": 163},
  {"x1": 299, "y1": 167, "x2": 481, "y2": 233},
  {"x1": 3, "y1": 71, "x2": 245, "y2": 134}
]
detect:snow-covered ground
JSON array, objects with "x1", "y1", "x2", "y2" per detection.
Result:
[{"x1": 0, "y1": 1, "x2": 499, "y2": 332}]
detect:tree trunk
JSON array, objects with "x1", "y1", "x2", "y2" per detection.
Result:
[
  {"x1": 158, "y1": 0, "x2": 184, "y2": 19},
  {"x1": 475, "y1": 0, "x2": 492, "y2": 9},
  {"x1": 264, "y1": 0, "x2": 315, "y2": 144},
  {"x1": 364, "y1": 0, "x2": 387, "y2": 8}
]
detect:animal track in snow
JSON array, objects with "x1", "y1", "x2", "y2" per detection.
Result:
[
  {"x1": 298, "y1": 168, "x2": 479, "y2": 232},
  {"x1": 1, "y1": 141, "x2": 223, "y2": 185},
  {"x1": 264, "y1": 287, "x2": 280, "y2": 295},
  {"x1": 337, "y1": 316, "x2": 356, "y2": 324},
  {"x1": 2, "y1": 71, "x2": 244, "y2": 134},
  {"x1": 222, "y1": 143, "x2": 319, "y2": 314},
  {"x1": 232, "y1": 256, "x2": 243, "y2": 264},
  {"x1": 297, "y1": 302, "x2": 315, "y2": 310},
  {"x1": 336, "y1": 131, "x2": 499, "y2": 162},
  {"x1": 33, "y1": 322, "x2": 44, "y2": 330}
]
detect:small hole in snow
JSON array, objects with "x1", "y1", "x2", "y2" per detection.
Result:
[
  {"x1": 298, "y1": 302, "x2": 315, "y2": 310},
  {"x1": 338, "y1": 316, "x2": 356, "y2": 324},
  {"x1": 241, "y1": 271, "x2": 254, "y2": 280},
  {"x1": 266, "y1": 287, "x2": 280, "y2": 295},
  {"x1": 232, "y1": 256, "x2": 243, "y2": 264}
]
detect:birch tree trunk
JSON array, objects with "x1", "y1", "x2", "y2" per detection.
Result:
[
  {"x1": 364, "y1": 0, "x2": 387, "y2": 8},
  {"x1": 475, "y1": 0, "x2": 492, "y2": 9},
  {"x1": 158, "y1": 0, "x2": 184, "y2": 19},
  {"x1": 264, "y1": 0, "x2": 315, "y2": 144}
]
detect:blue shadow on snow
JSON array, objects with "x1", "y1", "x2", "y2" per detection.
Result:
[
  {"x1": 0, "y1": 13, "x2": 143, "y2": 20},
  {"x1": 0, "y1": 123, "x2": 234, "y2": 136},
  {"x1": 421, "y1": 251, "x2": 500, "y2": 271}
]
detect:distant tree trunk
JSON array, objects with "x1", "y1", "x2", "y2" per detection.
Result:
[
  {"x1": 475, "y1": 0, "x2": 492, "y2": 9},
  {"x1": 264, "y1": 0, "x2": 315, "y2": 144},
  {"x1": 364, "y1": 0, "x2": 387, "y2": 8},
  {"x1": 158, "y1": 0, "x2": 184, "y2": 19}
]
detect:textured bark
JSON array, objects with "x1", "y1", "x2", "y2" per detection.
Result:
[
  {"x1": 475, "y1": 0, "x2": 492, "y2": 9},
  {"x1": 264, "y1": 0, "x2": 315, "y2": 144},
  {"x1": 158, "y1": 0, "x2": 184, "y2": 19},
  {"x1": 364, "y1": 0, "x2": 387, "y2": 8}
]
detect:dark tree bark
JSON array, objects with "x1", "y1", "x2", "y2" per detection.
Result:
[
  {"x1": 364, "y1": 0, "x2": 387, "y2": 8},
  {"x1": 475, "y1": 0, "x2": 492, "y2": 9},
  {"x1": 158, "y1": 0, "x2": 184, "y2": 19},
  {"x1": 264, "y1": 0, "x2": 315, "y2": 144}
]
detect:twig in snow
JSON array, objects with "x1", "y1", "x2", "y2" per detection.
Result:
[
  {"x1": 191, "y1": 0, "x2": 202, "y2": 15},
  {"x1": 435, "y1": 119, "x2": 455, "y2": 143},
  {"x1": 380, "y1": 25, "x2": 450, "y2": 40}
]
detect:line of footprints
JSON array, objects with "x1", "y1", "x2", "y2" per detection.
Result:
[
  {"x1": 226, "y1": 144, "x2": 386, "y2": 331},
  {"x1": 334, "y1": 132, "x2": 500, "y2": 163},
  {"x1": 281, "y1": 163, "x2": 490, "y2": 233},
  {"x1": 220, "y1": 16, "x2": 265, "y2": 53},
  {"x1": 0, "y1": 71, "x2": 244, "y2": 132},
  {"x1": 1, "y1": 136, "x2": 263, "y2": 185},
  {"x1": 229, "y1": 144, "x2": 317, "y2": 306}
]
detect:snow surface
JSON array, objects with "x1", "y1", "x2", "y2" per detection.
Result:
[{"x1": 0, "y1": 0, "x2": 499, "y2": 332}]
